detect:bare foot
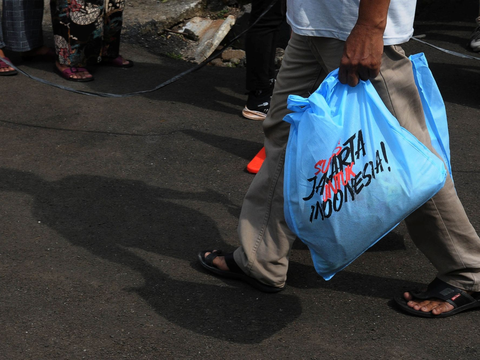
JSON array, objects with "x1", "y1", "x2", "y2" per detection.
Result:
[
  {"x1": 56, "y1": 62, "x2": 93, "y2": 81},
  {"x1": 204, "y1": 250, "x2": 230, "y2": 271},
  {"x1": 116, "y1": 55, "x2": 131, "y2": 66},
  {"x1": 101, "y1": 55, "x2": 133, "y2": 68},
  {"x1": 0, "y1": 62, "x2": 15, "y2": 73},
  {"x1": 0, "y1": 49, "x2": 15, "y2": 73},
  {"x1": 404, "y1": 291, "x2": 455, "y2": 315}
]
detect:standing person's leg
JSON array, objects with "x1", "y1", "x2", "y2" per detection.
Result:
[
  {"x1": 0, "y1": 6, "x2": 4, "y2": 50},
  {"x1": 3, "y1": 0, "x2": 44, "y2": 52},
  {"x1": 369, "y1": 45, "x2": 480, "y2": 316},
  {"x1": 0, "y1": 1, "x2": 17, "y2": 75},
  {"x1": 469, "y1": 0, "x2": 480, "y2": 52},
  {"x1": 245, "y1": 0, "x2": 285, "y2": 92},
  {"x1": 242, "y1": 0, "x2": 286, "y2": 121},
  {"x1": 199, "y1": 34, "x2": 345, "y2": 290},
  {"x1": 0, "y1": 10, "x2": 4, "y2": 50},
  {"x1": 100, "y1": 0, "x2": 132, "y2": 68},
  {"x1": 3, "y1": 0, "x2": 53, "y2": 60},
  {"x1": 51, "y1": 0, "x2": 94, "y2": 81},
  {"x1": 234, "y1": 35, "x2": 346, "y2": 288},
  {"x1": 373, "y1": 46, "x2": 480, "y2": 290}
]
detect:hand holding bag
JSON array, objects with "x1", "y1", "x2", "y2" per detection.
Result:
[{"x1": 283, "y1": 65, "x2": 447, "y2": 281}]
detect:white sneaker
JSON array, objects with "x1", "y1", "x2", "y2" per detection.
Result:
[
  {"x1": 241, "y1": 89, "x2": 271, "y2": 121},
  {"x1": 242, "y1": 105, "x2": 268, "y2": 121},
  {"x1": 470, "y1": 30, "x2": 480, "y2": 51},
  {"x1": 470, "y1": 19, "x2": 480, "y2": 52}
]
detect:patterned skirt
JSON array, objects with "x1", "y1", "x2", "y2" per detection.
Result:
[
  {"x1": 51, "y1": 0, "x2": 125, "y2": 67},
  {"x1": 0, "y1": 0, "x2": 45, "y2": 52}
]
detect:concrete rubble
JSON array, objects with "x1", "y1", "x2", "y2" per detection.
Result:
[
  {"x1": 122, "y1": 0, "x2": 256, "y2": 66},
  {"x1": 181, "y1": 15, "x2": 236, "y2": 63},
  {"x1": 124, "y1": 0, "x2": 206, "y2": 33},
  {"x1": 37, "y1": 0, "x2": 286, "y2": 67}
]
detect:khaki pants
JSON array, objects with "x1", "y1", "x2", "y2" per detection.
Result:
[{"x1": 233, "y1": 32, "x2": 480, "y2": 291}]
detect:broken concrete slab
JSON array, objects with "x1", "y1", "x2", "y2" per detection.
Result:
[
  {"x1": 182, "y1": 15, "x2": 236, "y2": 63},
  {"x1": 123, "y1": 0, "x2": 206, "y2": 36},
  {"x1": 39, "y1": 0, "x2": 208, "y2": 37}
]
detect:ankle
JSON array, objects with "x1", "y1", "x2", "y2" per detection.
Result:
[{"x1": 224, "y1": 252, "x2": 244, "y2": 274}]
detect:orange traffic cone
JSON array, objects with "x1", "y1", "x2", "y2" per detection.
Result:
[{"x1": 246, "y1": 147, "x2": 266, "y2": 174}]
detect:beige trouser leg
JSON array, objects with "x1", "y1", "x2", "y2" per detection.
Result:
[
  {"x1": 376, "y1": 48, "x2": 480, "y2": 292},
  {"x1": 234, "y1": 32, "x2": 480, "y2": 291}
]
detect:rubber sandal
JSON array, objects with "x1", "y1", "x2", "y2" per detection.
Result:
[
  {"x1": 394, "y1": 278, "x2": 480, "y2": 318},
  {"x1": 0, "y1": 57, "x2": 18, "y2": 76},
  {"x1": 198, "y1": 250, "x2": 284, "y2": 293},
  {"x1": 54, "y1": 65, "x2": 94, "y2": 82},
  {"x1": 101, "y1": 56, "x2": 134, "y2": 68}
]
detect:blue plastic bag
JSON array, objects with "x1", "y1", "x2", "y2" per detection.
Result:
[
  {"x1": 283, "y1": 66, "x2": 447, "y2": 281},
  {"x1": 410, "y1": 53, "x2": 452, "y2": 178}
]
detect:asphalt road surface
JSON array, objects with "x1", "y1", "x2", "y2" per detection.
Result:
[{"x1": 1, "y1": 8, "x2": 480, "y2": 360}]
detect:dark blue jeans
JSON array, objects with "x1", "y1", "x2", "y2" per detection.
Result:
[{"x1": 245, "y1": 0, "x2": 288, "y2": 92}]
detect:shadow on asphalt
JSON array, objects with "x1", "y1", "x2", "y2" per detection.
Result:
[
  {"x1": 287, "y1": 261, "x2": 423, "y2": 298},
  {"x1": 6, "y1": 48, "x2": 246, "y2": 118},
  {"x1": 426, "y1": 62, "x2": 480, "y2": 110},
  {"x1": 0, "y1": 166, "x2": 422, "y2": 343},
  {"x1": 0, "y1": 167, "x2": 302, "y2": 344},
  {"x1": 182, "y1": 129, "x2": 263, "y2": 161}
]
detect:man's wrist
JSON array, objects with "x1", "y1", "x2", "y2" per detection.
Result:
[{"x1": 356, "y1": 0, "x2": 390, "y2": 32}]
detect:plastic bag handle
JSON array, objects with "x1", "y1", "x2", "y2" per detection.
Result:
[{"x1": 287, "y1": 95, "x2": 310, "y2": 112}]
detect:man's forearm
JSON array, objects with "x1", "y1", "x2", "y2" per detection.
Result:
[{"x1": 356, "y1": 0, "x2": 391, "y2": 32}]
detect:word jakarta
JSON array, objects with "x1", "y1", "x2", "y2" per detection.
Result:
[{"x1": 303, "y1": 129, "x2": 392, "y2": 222}]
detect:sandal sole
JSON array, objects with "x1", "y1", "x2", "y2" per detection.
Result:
[
  {"x1": 54, "y1": 66, "x2": 94, "y2": 82},
  {"x1": 393, "y1": 293, "x2": 480, "y2": 318},
  {"x1": 198, "y1": 251, "x2": 284, "y2": 293},
  {"x1": 242, "y1": 107, "x2": 267, "y2": 121}
]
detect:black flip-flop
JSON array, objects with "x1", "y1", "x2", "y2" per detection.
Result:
[
  {"x1": 198, "y1": 250, "x2": 284, "y2": 293},
  {"x1": 394, "y1": 278, "x2": 480, "y2": 318}
]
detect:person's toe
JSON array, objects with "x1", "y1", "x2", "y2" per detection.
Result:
[
  {"x1": 118, "y1": 56, "x2": 130, "y2": 66},
  {"x1": 80, "y1": 71, "x2": 93, "y2": 80},
  {"x1": 204, "y1": 250, "x2": 229, "y2": 271},
  {"x1": 405, "y1": 294, "x2": 455, "y2": 314},
  {"x1": 431, "y1": 301, "x2": 454, "y2": 315}
]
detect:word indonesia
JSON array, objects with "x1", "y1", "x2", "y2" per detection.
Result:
[{"x1": 304, "y1": 130, "x2": 391, "y2": 222}]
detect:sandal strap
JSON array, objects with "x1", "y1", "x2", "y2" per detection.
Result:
[
  {"x1": 412, "y1": 278, "x2": 478, "y2": 309},
  {"x1": 202, "y1": 250, "x2": 244, "y2": 275},
  {"x1": 0, "y1": 57, "x2": 13, "y2": 68},
  {"x1": 224, "y1": 252, "x2": 244, "y2": 275},
  {"x1": 70, "y1": 67, "x2": 88, "y2": 73},
  {"x1": 203, "y1": 250, "x2": 224, "y2": 266}
]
